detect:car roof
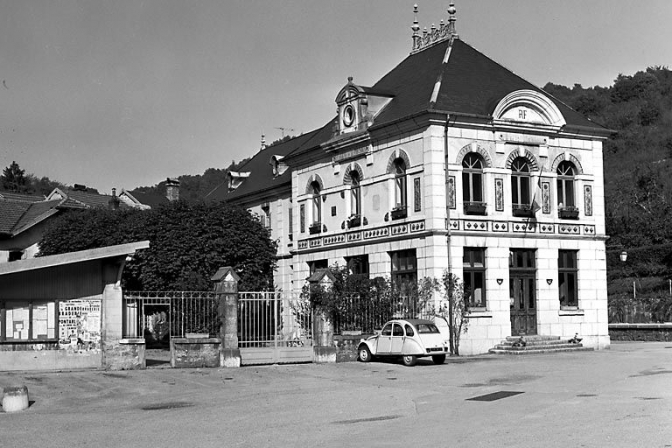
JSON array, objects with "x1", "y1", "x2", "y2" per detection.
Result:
[{"x1": 388, "y1": 319, "x2": 435, "y2": 326}]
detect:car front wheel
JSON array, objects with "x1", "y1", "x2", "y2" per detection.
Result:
[
  {"x1": 401, "y1": 355, "x2": 417, "y2": 367},
  {"x1": 358, "y1": 345, "x2": 373, "y2": 363},
  {"x1": 432, "y1": 354, "x2": 446, "y2": 365}
]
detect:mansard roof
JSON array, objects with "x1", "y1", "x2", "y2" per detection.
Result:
[
  {"x1": 206, "y1": 127, "x2": 329, "y2": 203},
  {"x1": 370, "y1": 38, "x2": 605, "y2": 132},
  {"x1": 221, "y1": 34, "x2": 606, "y2": 203}
]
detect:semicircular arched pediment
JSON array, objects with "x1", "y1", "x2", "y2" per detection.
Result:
[
  {"x1": 505, "y1": 147, "x2": 540, "y2": 171},
  {"x1": 343, "y1": 163, "x2": 364, "y2": 185},
  {"x1": 493, "y1": 89, "x2": 566, "y2": 128},
  {"x1": 455, "y1": 143, "x2": 493, "y2": 168},
  {"x1": 386, "y1": 148, "x2": 411, "y2": 174},
  {"x1": 305, "y1": 174, "x2": 324, "y2": 194}
]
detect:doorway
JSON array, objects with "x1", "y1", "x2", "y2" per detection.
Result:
[{"x1": 509, "y1": 249, "x2": 537, "y2": 336}]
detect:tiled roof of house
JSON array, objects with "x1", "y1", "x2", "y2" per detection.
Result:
[
  {"x1": 0, "y1": 191, "x2": 46, "y2": 203},
  {"x1": 0, "y1": 199, "x2": 61, "y2": 237}
]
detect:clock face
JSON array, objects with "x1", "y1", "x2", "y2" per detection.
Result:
[{"x1": 342, "y1": 104, "x2": 355, "y2": 127}]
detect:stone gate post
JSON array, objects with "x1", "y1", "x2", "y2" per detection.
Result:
[{"x1": 212, "y1": 267, "x2": 241, "y2": 368}]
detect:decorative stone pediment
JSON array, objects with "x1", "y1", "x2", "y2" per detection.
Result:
[
  {"x1": 335, "y1": 77, "x2": 393, "y2": 135},
  {"x1": 493, "y1": 90, "x2": 566, "y2": 129}
]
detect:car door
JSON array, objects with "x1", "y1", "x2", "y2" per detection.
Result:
[
  {"x1": 389, "y1": 323, "x2": 405, "y2": 353},
  {"x1": 376, "y1": 323, "x2": 393, "y2": 353}
]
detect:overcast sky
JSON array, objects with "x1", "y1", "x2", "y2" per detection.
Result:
[{"x1": 1, "y1": 1, "x2": 670, "y2": 194}]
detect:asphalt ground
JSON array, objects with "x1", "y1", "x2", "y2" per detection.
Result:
[{"x1": 0, "y1": 341, "x2": 671, "y2": 448}]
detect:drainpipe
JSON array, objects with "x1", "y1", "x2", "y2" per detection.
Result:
[{"x1": 444, "y1": 114, "x2": 454, "y2": 355}]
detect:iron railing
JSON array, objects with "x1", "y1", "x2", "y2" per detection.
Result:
[
  {"x1": 123, "y1": 291, "x2": 219, "y2": 344},
  {"x1": 333, "y1": 294, "x2": 432, "y2": 335}
]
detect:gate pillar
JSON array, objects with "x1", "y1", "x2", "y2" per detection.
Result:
[
  {"x1": 212, "y1": 267, "x2": 241, "y2": 368},
  {"x1": 308, "y1": 269, "x2": 337, "y2": 363}
]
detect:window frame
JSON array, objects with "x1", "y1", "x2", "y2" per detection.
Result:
[
  {"x1": 463, "y1": 247, "x2": 486, "y2": 308},
  {"x1": 510, "y1": 157, "x2": 531, "y2": 214},
  {"x1": 558, "y1": 250, "x2": 579, "y2": 308},
  {"x1": 462, "y1": 153, "x2": 485, "y2": 208},
  {"x1": 393, "y1": 159, "x2": 408, "y2": 215},
  {"x1": 390, "y1": 249, "x2": 417, "y2": 291}
]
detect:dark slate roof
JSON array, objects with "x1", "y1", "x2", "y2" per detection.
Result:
[
  {"x1": 207, "y1": 128, "x2": 328, "y2": 203},
  {"x1": 0, "y1": 199, "x2": 61, "y2": 236},
  {"x1": 372, "y1": 38, "x2": 605, "y2": 130},
  {"x1": 223, "y1": 36, "x2": 605, "y2": 202},
  {"x1": 125, "y1": 190, "x2": 169, "y2": 208}
]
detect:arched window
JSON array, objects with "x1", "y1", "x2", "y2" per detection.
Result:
[
  {"x1": 350, "y1": 171, "x2": 361, "y2": 217},
  {"x1": 511, "y1": 157, "x2": 531, "y2": 216},
  {"x1": 309, "y1": 181, "x2": 321, "y2": 234},
  {"x1": 462, "y1": 153, "x2": 485, "y2": 215},
  {"x1": 557, "y1": 161, "x2": 578, "y2": 219},
  {"x1": 392, "y1": 158, "x2": 407, "y2": 219}
]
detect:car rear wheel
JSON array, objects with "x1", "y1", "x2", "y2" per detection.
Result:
[
  {"x1": 432, "y1": 354, "x2": 446, "y2": 365},
  {"x1": 358, "y1": 345, "x2": 373, "y2": 363},
  {"x1": 401, "y1": 355, "x2": 417, "y2": 367}
]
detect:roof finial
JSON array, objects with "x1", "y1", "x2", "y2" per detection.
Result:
[
  {"x1": 261, "y1": 133, "x2": 266, "y2": 150},
  {"x1": 411, "y1": 4, "x2": 421, "y2": 51},
  {"x1": 447, "y1": 2, "x2": 457, "y2": 37}
]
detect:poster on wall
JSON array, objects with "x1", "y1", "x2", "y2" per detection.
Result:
[{"x1": 59, "y1": 299, "x2": 102, "y2": 351}]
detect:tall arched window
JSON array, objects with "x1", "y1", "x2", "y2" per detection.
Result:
[
  {"x1": 309, "y1": 181, "x2": 321, "y2": 234},
  {"x1": 392, "y1": 158, "x2": 407, "y2": 219},
  {"x1": 350, "y1": 171, "x2": 361, "y2": 217},
  {"x1": 462, "y1": 153, "x2": 485, "y2": 215},
  {"x1": 557, "y1": 161, "x2": 578, "y2": 219},
  {"x1": 511, "y1": 157, "x2": 531, "y2": 216}
]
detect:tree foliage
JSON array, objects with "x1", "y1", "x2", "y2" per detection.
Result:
[
  {"x1": 1, "y1": 161, "x2": 26, "y2": 192},
  {"x1": 38, "y1": 201, "x2": 277, "y2": 291}
]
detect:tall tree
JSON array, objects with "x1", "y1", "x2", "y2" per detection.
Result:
[
  {"x1": 1, "y1": 161, "x2": 27, "y2": 192},
  {"x1": 38, "y1": 201, "x2": 277, "y2": 291}
]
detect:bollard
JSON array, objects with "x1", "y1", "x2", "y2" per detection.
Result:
[{"x1": 2, "y1": 385, "x2": 29, "y2": 413}]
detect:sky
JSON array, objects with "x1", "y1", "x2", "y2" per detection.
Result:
[{"x1": 1, "y1": 0, "x2": 671, "y2": 195}]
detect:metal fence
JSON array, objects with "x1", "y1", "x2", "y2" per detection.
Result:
[
  {"x1": 123, "y1": 291, "x2": 219, "y2": 344},
  {"x1": 333, "y1": 294, "x2": 432, "y2": 335},
  {"x1": 238, "y1": 292, "x2": 312, "y2": 348}
]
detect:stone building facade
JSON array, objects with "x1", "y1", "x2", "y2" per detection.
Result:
[{"x1": 208, "y1": 5, "x2": 612, "y2": 354}]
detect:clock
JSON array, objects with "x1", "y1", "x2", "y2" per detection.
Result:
[{"x1": 342, "y1": 104, "x2": 355, "y2": 127}]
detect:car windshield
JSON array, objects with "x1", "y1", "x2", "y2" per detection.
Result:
[{"x1": 416, "y1": 323, "x2": 440, "y2": 334}]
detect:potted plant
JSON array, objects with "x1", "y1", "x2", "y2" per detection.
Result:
[
  {"x1": 512, "y1": 204, "x2": 534, "y2": 218},
  {"x1": 347, "y1": 214, "x2": 361, "y2": 228}
]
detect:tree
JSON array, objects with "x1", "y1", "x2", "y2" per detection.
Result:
[
  {"x1": 38, "y1": 201, "x2": 277, "y2": 291},
  {"x1": 1, "y1": 161, "x2": 27, "y2": 192}
]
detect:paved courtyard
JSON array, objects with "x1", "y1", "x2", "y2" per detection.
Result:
[{"x1": 1, "y1": 342, "x2": 671, "y2": 447}]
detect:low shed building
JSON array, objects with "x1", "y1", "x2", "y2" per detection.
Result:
[{"x1": 0, "y1": 241, "x2": 149, "y2": 371}]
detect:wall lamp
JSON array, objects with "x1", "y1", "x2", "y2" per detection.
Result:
[
  {"x1": 546, "y1": 279, "x2": 553, "y2": 285},
  {"x1": 496, "y1": 278, "x2": 504, "y2": 285},
  {"x1": 620, "y1": 251, "x2": 628, "y2": 262}
]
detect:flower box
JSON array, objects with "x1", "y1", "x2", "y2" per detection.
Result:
[
  {"x1": 558, "y1": 207, "x2": 579, "y2": 219},
  {"x1": 309, "y1": 222, "x2": 322, "y2": 234},
  {"x1": 464, "y1": 202, "x2": 486, "y2": 215},
  {"x1": 391, "y1": 207, "x2": 407, "y2": 220}
]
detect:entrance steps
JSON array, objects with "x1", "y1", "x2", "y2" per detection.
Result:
[{"x1": 488, "y1": 335, "x2": 593, "y2": 355}]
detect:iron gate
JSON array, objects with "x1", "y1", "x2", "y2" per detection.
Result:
[{"x1": 238, "y1": 292, "x2": 313, "y2": 365}]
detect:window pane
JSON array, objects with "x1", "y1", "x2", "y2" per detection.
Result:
[
  {"x1": 565, "y1": 181, "x2": 575, "y2": 207},
  {"x1": 462, "y1": 172, "x2": 470, "y2": 202},
  {"x1": 473, "y1": 173, "x2": 483, "y2": 202}
]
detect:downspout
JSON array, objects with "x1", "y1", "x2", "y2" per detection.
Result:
[{"x1": 444, "y1": 114, "x2": 454, "y2": 355}]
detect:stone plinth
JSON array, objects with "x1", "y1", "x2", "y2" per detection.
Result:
[{"x1": 170, "y1": 337, "x2": 221, "y2": 368}]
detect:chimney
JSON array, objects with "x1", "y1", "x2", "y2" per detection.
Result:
[
  {"x1": 166, "y1": 178, "x2": 180, "y2": 202},
  {"x1": 108, "y1": 188, "x2": 120, "y2": 210}
]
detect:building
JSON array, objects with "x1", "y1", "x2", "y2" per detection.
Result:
[{"x1": 209, "y1": 5, "x2": 612, "y2": 354}]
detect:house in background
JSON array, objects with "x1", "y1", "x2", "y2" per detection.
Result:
[
  {"x1": 118, "y1": 178, "x2": 181, "y2": 210},
  {"x1": 211, "y1": 4, "x2": 613, "y2": 354},
  {"x1": 1, "y1": 181, "x2": 169, "y2": 263}
]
